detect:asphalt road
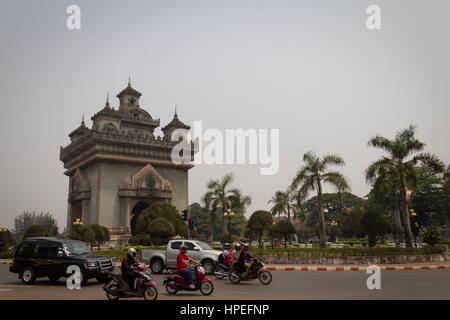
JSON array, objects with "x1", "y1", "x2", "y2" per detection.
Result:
[{"x1": 1, "y1": 265, "x2": 449, "y2": 300}]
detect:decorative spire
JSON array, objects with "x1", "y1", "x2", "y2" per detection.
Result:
[
  {"x1": 81, "y1": 112, "x2": 85, "y2": 126},
  {"x1": 105, "y1": 90, "x2": 110, "y2": 107},
  {"x1": 174, "y1": 104, "x2": 178, "y2": 119},
  {"x1": 128, "y1": 75, "x2": 131, "y2": 87}
]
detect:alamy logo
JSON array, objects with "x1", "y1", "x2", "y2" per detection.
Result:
[
  {"x1": 366, "y1": 5, "x2": 381, "y2": 30},
  {"x1": 66, "y1": 5, "x2": 81, "y2": 30},
  {"x1": 171, "y1": 121, "x2": 280, "y2": 176},
  {"x1": 366, "y1": 265, "x2": 381, "y2": 290},
  {"x1": 66, "y1": 265, "x2": 82, "y2": 290}
]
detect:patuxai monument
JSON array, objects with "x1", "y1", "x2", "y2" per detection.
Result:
[{"x1": 60, "y1": 79, "x2": 193, "y2": 244}]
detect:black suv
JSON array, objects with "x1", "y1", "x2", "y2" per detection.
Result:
[{"x1": 9, "y1": 237, "x2": 115, "y2": 285}]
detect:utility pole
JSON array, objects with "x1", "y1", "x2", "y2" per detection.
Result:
[{"x1": 187, "y1": 208, "x2": 191, "y2": 240}]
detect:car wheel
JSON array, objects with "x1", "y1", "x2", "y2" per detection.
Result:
[
  {"x1": 201, "y1": 259, "x2": 215, "y2": 275},
  {"x1": 150, "y1": 258, "x2": 164, "y2": 274},
  {"x1": 48, "y1": 275, "x2": 60, "y2": 282},
  {"x1": 21, "y1": 267, "x2": 36, "y2": 285}
]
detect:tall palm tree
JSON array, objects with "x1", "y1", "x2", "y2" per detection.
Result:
[
  {"x1": 365, "y1": 125, "x2": 444, "y2": 247},
  {"x1": 290, "y1": 151, "x2": 349, "y2": 247},
  {"x1": 268, "y1": 191, "x2": 289, "y2": 219},
  {"x1": 202, "y1": 173, "x2": 251, "y2": 241}
]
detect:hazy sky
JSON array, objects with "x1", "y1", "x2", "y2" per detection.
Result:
[{"x1": 0, "y1": 0, "x2": 449, "y2": 229}]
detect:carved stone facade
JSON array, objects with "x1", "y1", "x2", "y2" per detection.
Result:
[{"x1": 60, "y1": 80, "x2": 193, "y2": 245}]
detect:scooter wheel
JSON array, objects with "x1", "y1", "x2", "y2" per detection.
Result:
[
  {"x1": 165, "y1": 281, "x2": 178, "y2": 295},
  {"x1": 229, "y1": 272, "x2": 241, "y2": 284},
  {"x1": 105, "y1": 284, "x2": 120, "y2": 300},
  {"x1": 258, "y1": 270, "x2": 273, "y2": 285},
  {"x1": 144, "y1": 286, "x2": 158, "y2": 301},
  {"x1": 200, "y1": 281, "x2": 214, "y2": 296}
]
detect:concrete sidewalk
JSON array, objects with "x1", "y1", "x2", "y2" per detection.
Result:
[{"x1": 2, "y1": 259, "x2": 450, "y2": 271}]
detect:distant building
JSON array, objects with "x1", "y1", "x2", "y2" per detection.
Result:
[{"x1": 60, "y1": 79, "x2": 193, "y2": 244}]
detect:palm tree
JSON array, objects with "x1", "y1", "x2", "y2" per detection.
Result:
[
  {"x1": 290, "y1": 151, "x2": 349, "y2": 247},
  {"x1": 202, "y1": 173, "x2": 251, "y2": 241},
  {"x1": 365, "y1": 125, "x2": 444, "y2": 247},
  {"x1": 268, "y1": 191, "x2": 290, "y2": 219}
]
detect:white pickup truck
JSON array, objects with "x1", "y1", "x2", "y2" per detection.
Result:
[{"x1": 141, "y1": 239, "x2": 221, "y2": 275}]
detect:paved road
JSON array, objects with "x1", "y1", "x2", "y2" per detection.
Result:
[{"x1": 1, "y1": 265, "x2": 449, "y2": 300}]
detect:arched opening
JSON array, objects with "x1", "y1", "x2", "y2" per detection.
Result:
[{"x1": 130, "y1": 201, "x2": 149, "y2": 236}]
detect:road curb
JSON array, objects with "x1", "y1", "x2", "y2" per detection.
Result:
[{"x1": 265, "y1": 265, "x2": 450, "y2": 272}]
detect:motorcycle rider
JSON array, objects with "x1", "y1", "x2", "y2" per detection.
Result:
[
  {"x1": 176, "y1": 245, "x2": 196, "y2": 289},
  {"x1": 121, "y1": 248, "x2": 139, "y2": 290},
  {"x1": 232, "y1": 242, "x2": 242, "y2": 262},
  {"x1": 236, "y1": 242, "x2": 254, "y2": 277}
]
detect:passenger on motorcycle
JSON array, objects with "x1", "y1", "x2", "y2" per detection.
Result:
[
  {"x1": 232, "y1": 243, "x2": 242, "y2": 262},
  {"x1": 176, "y1": 245, "x2": 196, "y2": 289},
  {"x1": 236, "y1": 242, "x2": 254, "y2": 276},
  {"x1": 223, "y1": 243, "x2": 234, "y2": 266},
  {"x1": 121, "y1": 248, "x2": 139, "y2": 290}
]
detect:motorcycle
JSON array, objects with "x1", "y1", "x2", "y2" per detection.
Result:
[
  {"x1": 214, "y1": 262, "x2": 232, "y2": 280},
  {"x1": 229, "y1": 259, "x2": 272, "y2": 285},
  {"x1": 103, "y1": 263, "x2": 158, "y2": 300},
  {"x1": 164, "y1": 264, "x2": 214, "y2": 295}
]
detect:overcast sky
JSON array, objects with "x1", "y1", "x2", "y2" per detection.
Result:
[{"x1": 0, "y1": 0, "x2": 449, "y2": 229}]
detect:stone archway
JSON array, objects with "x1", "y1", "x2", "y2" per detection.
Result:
[{"x1": 130, "y1": 201, "x2": 149, "y2": 236}]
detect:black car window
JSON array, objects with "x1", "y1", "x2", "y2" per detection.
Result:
[
  {"x1": 170, "y1": 241, "x2": 182, "y2": 250},
  {"x1": 35, "y1": 244, "x2": 49, "y2": 257},
  {"x1": 48, "y1": 246, "x2": 59, "y2": 257},
  {"x1": 16, "y1": 243, "x2": 34, "y2": 257},
  {"x1": 185, "y1": 242, "x2": 196, "y2": 251}
]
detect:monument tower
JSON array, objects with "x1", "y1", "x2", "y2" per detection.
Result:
[{"x1": 60, "y1": 80, "x2": 193, "y2": 244}]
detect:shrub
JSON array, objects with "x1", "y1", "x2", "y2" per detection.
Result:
[
  {"x1": 0, "y1": 228, "x2": 15, "y2": 252},
  {"x1": 422, "y1": 226, "x2": 441, "y2": 247},
  {"x1": 148, "y1": 218, "x2": 175, "y2": 245},
  {"x1": 90, "y1": 224, "x2": 110, "y2": 249},
  {"x1": 69, "y1": 224, "x2": 96, "y2": 246},
  {"x1": 23, "y1": 224, "x2": 47, "y2": 239}
]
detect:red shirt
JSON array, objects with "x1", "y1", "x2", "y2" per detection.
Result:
[
  {"x1": 224, "y1": 250, "x2": 233, "y2": 265},
  {"x1": 176, "y1": 253, "x2": 189, "y2": 271}
]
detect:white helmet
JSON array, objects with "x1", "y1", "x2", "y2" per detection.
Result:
[{"x1": 128, "y1": 248, "x2": 137, "y2": 257}]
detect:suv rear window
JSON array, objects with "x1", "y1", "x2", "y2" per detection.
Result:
[
  {"x1": 170, "y1": 241, "x2": 182, "y2": 250},
  {"x1": 34, "y1": 244, "x2": 49, "y2": 257},
  {"x1": 16, "y1": 243, "x2": 35, "y2": 257}
]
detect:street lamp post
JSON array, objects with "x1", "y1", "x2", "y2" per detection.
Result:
[
  {"x1": 409, "y1": 208, "x2": 418, "y2": 248},
  {"x1": 73, "y1": 218, "x2": 83, "y2": 230},
  {"x1": 223, "y1": 209, "x2": 235, "y2": 243}
]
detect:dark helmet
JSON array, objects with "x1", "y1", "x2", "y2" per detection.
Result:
[
  {"x1": 223, "y1": 243, "x2": 231, "y2": 250},
  {"x1": 179, "y1": 245, "x2": 187, "y2": 253}
]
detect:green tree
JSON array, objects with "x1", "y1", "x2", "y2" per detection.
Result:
[
  {"x1": 247, "y1": 210, "x2": 273, "y2": 248},
  {"x1": 366, "y1": 125, "x2": 445, "y2": 247},
  {"x1": 422, "y1": 225, "x2": 441, "y2": 247},
  {"x1": 0, "y1": 228, "x2": 15, "y2": 252},
  {"x1": 14, "y1": 211, "x2": 58, "y2": 240},
  {"x1": 360, "y1": 203, "x2": 391, "y2": 247},
  {"x1": 290, "y1": 151, "x2": 349, "y2": 247},
  {"x1": 148, "y1": 217, "x2": 175, "y2": 245},
  {"x1": 296, "y1": 225, "x2": 313, "y2": 244},
  {"x1": 23, "y1": 224, "x2": 47, "y2": 239},
  {"x1": 274, "y1": 220, "x2": 296, "y2": 248},
  {"x1": 136, "y1": 202, "x2": 187, "y2": 239},
  {"x1": 268, "y1": 191, "x2": 291, "y2": 219},
  {"x1": 90, "y1": 224, "x2": 110, "y2": 249},
  {"x1": 202, "y1": 173, "x2": 251, "y2": 240},
  {"x1": 69, "y1": 224, "x2": 95, "y2": 247}
]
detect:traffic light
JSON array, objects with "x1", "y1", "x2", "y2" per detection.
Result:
[
  {"x1": 188, "y1": 218, "x2": 193, "y2": 229},
  {"x1": 181, "y1": 209, "x2": 188, "y2": 221}
]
